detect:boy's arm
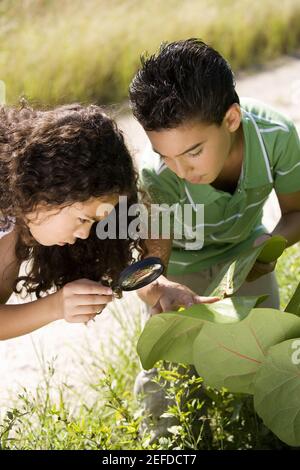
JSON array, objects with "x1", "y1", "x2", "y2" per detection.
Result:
[
  {"x1": 272, "y1": 190, "x2": 300, "y2": 246},
  {"x1": 138, "y1": 166, "x2": 219, "y2": 311},
  {"x1": 145, "y1": 237, "x2": 173, "y2": 271},
  {"x1": 137, "y1": 237, "x2": 219, "y2": 314},
  {"x1": 247, "y1": 119, "x2": 300, "y2": 282},
  {"x1": 247, "y1": 190, "x2": 300, "y2": 281}
]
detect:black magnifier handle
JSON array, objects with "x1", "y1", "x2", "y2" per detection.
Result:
[
  {"x1": 101, "y1": 274, "x2": 123, "y2": 299},
  {"x1": 111, "y1": 285, "x2": 123, "y2": 299}
]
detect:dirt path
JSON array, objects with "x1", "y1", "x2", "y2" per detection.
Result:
[{"x1": 1, "y1": 54, "x2": 300, "y2": 407}]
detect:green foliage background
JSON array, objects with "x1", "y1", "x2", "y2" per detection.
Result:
[{"x1": 1, "y1": 0, "x2": 300, "y2": 105}]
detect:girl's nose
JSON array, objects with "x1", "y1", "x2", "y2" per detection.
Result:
[{"x1": 74, "y1": 227, "x2": 90, "y2": 240}]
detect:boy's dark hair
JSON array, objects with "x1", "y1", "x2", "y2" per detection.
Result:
[{"x1": 129, "y1": 38, "x2": 240, "y2": 130}]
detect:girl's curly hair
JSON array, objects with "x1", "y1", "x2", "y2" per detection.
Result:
[{"x1": 0, "y1": 103, "x2": 146, "y2": 298}]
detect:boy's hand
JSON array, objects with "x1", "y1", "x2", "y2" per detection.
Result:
[
  {"x1": 246, "y1": 259, "x2": 277, "y2": 282},
  {"x1": 137, "y1": 275, "x2": 220, "y2": 315},
  {"x1": 246, "y1": 233, "x2": 276, "y2": 282}
]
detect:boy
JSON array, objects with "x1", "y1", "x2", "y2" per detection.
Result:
[
  {"x1": 130, "y1": 38, "x2": 300, "y2": 313},
  {"x1": 129, "y1": 38, "x2": 300, "y2": 441}
]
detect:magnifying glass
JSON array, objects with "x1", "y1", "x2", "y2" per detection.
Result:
[{"x1": 102, "y1": 257, "x2": 165, "y2": 299}]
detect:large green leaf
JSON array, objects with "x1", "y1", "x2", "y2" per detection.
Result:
[
  {"x1": 193, "y1": 309, "x2": 300, "y2": 394},
  {"x1": 257, "y1": 235, "x2": 287, "y2": 263},
  {"x1": 204, "y1": 235, "x2": 287, "y2": 298},
  {"x1": 285, "y1": 281, "x2": 300, "y2": 317},
  {"x1": 254, "y1": 339, "x2": 300, "y2": 447},
  {"x1": 177, "y1": 295, "x2": 267, "y2": 322},
  {"x1": 137, "y1": 296, "x2": 266, "y2": 370},
  {"x1": 137, "y1": 314, "x2": 204, "y2": 369}
]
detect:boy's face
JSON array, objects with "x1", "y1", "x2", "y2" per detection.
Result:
[
  {"x1": 146, "y1": 104, "x2": 242, "y2": 185},
  {"x1": 26, "y1": 195, "x2": 119, "y2": 247}
]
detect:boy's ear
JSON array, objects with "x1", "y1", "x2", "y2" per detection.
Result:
[{"x1": 223, "y1": 103, "x2": 241, "y2": 132}]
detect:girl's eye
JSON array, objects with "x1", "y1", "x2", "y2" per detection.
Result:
[{"x1": 78, "y1": 218, "x2": 90, "y2": 224}]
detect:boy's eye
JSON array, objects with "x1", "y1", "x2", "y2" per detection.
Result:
[{"x1": 188, "y1": 149, "x2": 203, "y2": 158}]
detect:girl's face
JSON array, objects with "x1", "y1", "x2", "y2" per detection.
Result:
[{"x1": 26, "y1": 195, "x2": 120, "y2": 246}]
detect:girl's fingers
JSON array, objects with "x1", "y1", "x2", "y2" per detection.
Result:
[
  {"x1": 70, "y1": 314, "x2": 97, "y2": 324},
  {"x1": 68, "y1": 279, "x2": 113, "y2": 296},
  {"x1": 73, "y1": 305, "x2": 107, "y2": 316},
  {"x1": 95, "y1": 306, "x2": 104, "y2": 315},
  {"x1": 74, "y1": 294, "x2": 113, "y2": 305}
]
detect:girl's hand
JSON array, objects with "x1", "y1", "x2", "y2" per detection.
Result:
[{"x1": 54, "y1": 278, "x2": 113, "y2": 323}]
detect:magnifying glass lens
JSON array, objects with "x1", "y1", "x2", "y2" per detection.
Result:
[{"x1": 118, "y1": 257, "x2": 164, "y2": 291}]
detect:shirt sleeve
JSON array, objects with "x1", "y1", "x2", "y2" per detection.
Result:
[
  {"x1": 139, "y1": 162, "x2": 181, "y2": 239},
  {"x1": 140, "y1": 167, "x2": 181, "y2": 205},
  {"x1": 273, "y1": 123, "x2": 300, "y2": 194},
  {"x1": 0, "y1": 216, "x2": 15, "y2": 240}
]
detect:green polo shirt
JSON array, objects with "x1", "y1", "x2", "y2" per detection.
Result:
[{"x1": 140, "y1": 98, "x2": 300, "y2": 275}]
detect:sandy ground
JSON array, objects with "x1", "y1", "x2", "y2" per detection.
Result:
[{"x1": 1, "y1": 54, "x2": 300, "y2": 407}]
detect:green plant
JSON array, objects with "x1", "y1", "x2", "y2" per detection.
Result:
[
  {"x1": 0, "y1": 299, "x2": 155, "y2": 450},
  {"x1": 1, "y1": 243, "x2": 300, "y2": 450},
  {"x1": 204, "y1": 235, "x2": 287, "y2": 297},
  {"x1": 1, "y1": 0, "x2": 300, "y2": 106},
  {"x1": 137, "y1": 240, "x2": 300, "y2": 447}
]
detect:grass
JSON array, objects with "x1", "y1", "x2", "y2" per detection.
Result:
[
  {"x1": 1, "y1": 244, "x2": 300, "y2": 450},
  {"x1": 1, "y1": 0, "x2": 300, "y2": 450},
  {"x1": 1, "y1": 0, "x2": 300, "y2": 106}
]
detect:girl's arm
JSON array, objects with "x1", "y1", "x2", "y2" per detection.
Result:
[
  {"x1": 0, "y1": 279, "x2": 113, "y2": 341},
  {"x1": 0, "y1": 292, "x2": 60, "y2": 340},
  {"x1": 0, "y1": 228, "x2": 60, "y2": 338},
  {"x1": 0, "y1": 228, "x2": 21, "y2": 304}
]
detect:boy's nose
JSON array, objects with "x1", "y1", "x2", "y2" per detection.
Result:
[{"x1": 174, "y1": 161, "x2": 187, "y2": 179}]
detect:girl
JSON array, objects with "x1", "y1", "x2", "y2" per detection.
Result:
[{"x1": 0, "y1": 103, "x2": 144, "y2": 340}]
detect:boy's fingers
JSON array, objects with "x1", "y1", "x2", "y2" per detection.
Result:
[
  {"x1": 253, "y1": 233, "x2": 272, "y2": 247},
  {"x1": 153, "y1": 294, "x2": 181, "y2": 313},
  {"x1": 247, "y1": 260, "x2": 276, "y2": 282},
  {"x1": 151, "y1": 300, "x2": 163, "y2": 316},
  {"x1": 160, "y1": 297, "x2": 176, "y2": 312},
  {"x1": 255, "y1": 260, "x2": 276, "y2": 272},
  {"x1": 151, "y1": 306, "x2": 162, "y2": 316},
  {"x1": 192, "y1": 295, "x2": 220, "y2": 304}
]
